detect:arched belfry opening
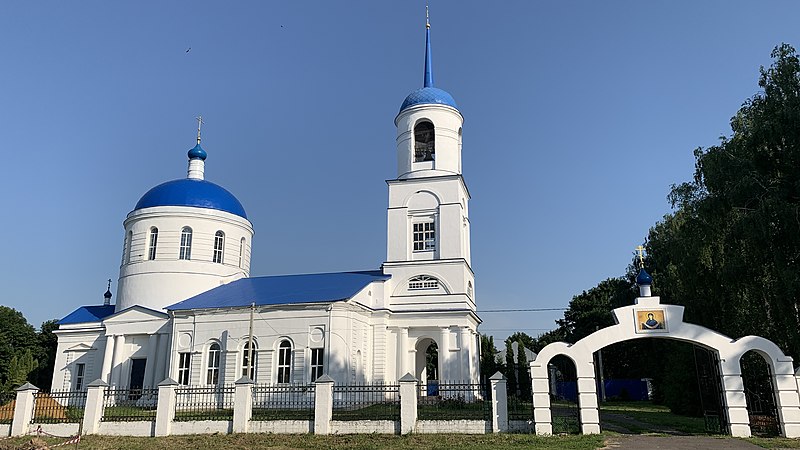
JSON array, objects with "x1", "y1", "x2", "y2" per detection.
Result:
[
  {"x1": 414, "y1": 121, "x2": 435, "y2": 162},
  {"x1": 741, "y1": 350, "x2": 780, "y2": 436}
]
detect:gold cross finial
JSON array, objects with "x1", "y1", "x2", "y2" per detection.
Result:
[
  {"x1": 426, "y1": 4, "x2": 430, "y2": 29},
  {"x1": 196, "y1": 115, "x2": 204, "y2": 144},
  {"x1": 635, "y1": 245, "x2": 645, "y2": 269}
]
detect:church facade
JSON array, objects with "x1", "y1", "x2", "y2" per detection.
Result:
[{"x1": 52, "y1": 23, "x2": 481, "y2": 391}]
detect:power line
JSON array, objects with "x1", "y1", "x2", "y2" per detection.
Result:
[{"x1": 477, "y1": 308, "x2": 567, "y2": 313}]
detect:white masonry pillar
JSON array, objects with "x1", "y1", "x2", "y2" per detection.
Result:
[
  {"x1": 100, "y1": 335, "x2": 116, "y2": 383},
  {"x1": 399, "y1": 328, "x2": 409, "y2": 378},
  {"x1": 439, "y1": 327, "x2": 451, "y2": 381},
  {"x1": 460, "y1": 327, "x2": 471, "y2": 382},
  {"x1": 143, "y1": 334, "x2": 158, "y2": 388},
  {"x1": 110, "y1": 335, "x2": 125, "y2": 387}
]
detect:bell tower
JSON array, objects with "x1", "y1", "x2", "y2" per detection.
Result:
[{"x1": 384, "y1": 15, "x2": 474, "y2": 313}]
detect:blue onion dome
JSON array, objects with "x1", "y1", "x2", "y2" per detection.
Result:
[
  {"x1": 399, "y1": 87, "x2": 458, "y2": 113},
  {"x1": 636, "y1": 268, "x2": 653, "y2": 286},
  {"x1": 103, "y1": 289, "x2": 112, "y2": 299},
  {"x1": 188, "y1": 143, "x2": 207, "y2": 160},
  {"x1": 134, "y1": 179, "x2": 247, "y2": 219}
]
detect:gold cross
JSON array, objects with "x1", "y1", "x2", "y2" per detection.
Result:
[
  {"x1": 196, "y1": 115, "x2": 204, "y2": 144},
  {"x1": 635, "y1": 245, "x2": 645, "y2": 268}
]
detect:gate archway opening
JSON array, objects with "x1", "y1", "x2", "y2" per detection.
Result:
[
  {"x1": 741, "y1": 350, "x2": 780, "y2": 436},
  {"x1": 548, "y1": 354, "x2": 580, "y2": 434},
  {"x1": 529, "y1": 278, "x2": 800, "y2": 438}
]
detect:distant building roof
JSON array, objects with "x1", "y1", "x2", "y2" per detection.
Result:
[
  {"x1": 167, "y1": 270, "x2": 390, "y2": 311},
  {"x1": 59, "y1": 305, "x2": 116, "y2": 325}
]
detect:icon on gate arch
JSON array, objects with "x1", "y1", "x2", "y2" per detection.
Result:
[{"x1": 635, "y1": 309, "x2": 667, "y2": 333}]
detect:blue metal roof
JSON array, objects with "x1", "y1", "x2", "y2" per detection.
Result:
[
  {"x1": 400, "y1": 87, "x2": 458, "y2": 113},
  {"x1": 59, "y1": 305, "x2": 116, "y2": 325},
  {"x1": 134, "y1": 179, "x2": 247, "y2": 219},
  {"x1": 167, "y1": 270, "x2": 390, "y2": 311}
]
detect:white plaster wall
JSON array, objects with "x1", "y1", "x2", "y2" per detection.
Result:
[
  {"x1": 31, "y1": 423, "x2": 79, "y2": 437},
  {"x1": 117, "y1": 206, "x2": 254, "y2": 312},
  {"x1": 415, "y1": 420, "x2": 489, "y2": 434},
  {"x1": 0, "y1": 424, "x2": 10, "y2": 437},
  {"x1": 170, "y1": 420, "x2": 232, "y2": 435},
  {"x1": 52, "y1": 327, "x2": 104, "y2": 390},
  {"x1": 330, "y1": 420, "x2": 399, "y2": 434},
  {"x1": 97, "y1": 421, "x2": 154, "y2": 436},
  {"x1": 249, "y1": 420, "x2": 313, "y2": 434},
  {"x1": 395, "y1": 104, "x2": 463, "y2": 179}
]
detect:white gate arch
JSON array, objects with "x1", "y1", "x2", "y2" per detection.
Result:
[{"x1": 530, "y1": 293, "x2": 800, "y2": 437}]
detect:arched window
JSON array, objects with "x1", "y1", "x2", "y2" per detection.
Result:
[
  {"x1": 179, "y1": 227, "x2": 193, "y2": 260},
  {"x1": 148, "y1": 227, "x2": 158, "y2": 260},
  {"x1": 213, "y1": 231, "x2": 225, "y2": 264},
  {"x1": 123, "y1": 230, "x2": 133, "y2": 264},
  {"x1": 239, "y1": 238, "x2": 246, "y2": 269},
  {"x1": 414, "y1": 121, "x2": 435, "y2": 162},
  {"x1": 409, "y1": 275, "x2": 439, "y2": 290},
  {"x1": 277, "y1": 340, "x2": 292, "y2": 383},
  {"x1": 206, "y1": 342, "x2": 221, "y2": 385},
  {"x1": 242, "y1": 341, "x2": 256, "y2": 380}
]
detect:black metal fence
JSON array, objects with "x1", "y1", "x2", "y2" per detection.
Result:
[
  {"x1": 31, "y1": 390, "x2": 87, "y2": 424},
  {"x1": 507, "y1": 394, "x2": 533, "y2": 421},
  {"x1": 175, "y1": 385, "x2": 235, "y2": 421},
  {"x1": 417, "y1": 382, "x2": 490, "y2": 421},
  {"x1": 0, "y1": 391, "x2": 15, "y2": 424},
  {"x1": 102, "y1": 387, "x2": 158, "y2": 422},
  {"x1": 251, "y1": 384, "x2": 315, "y2": 421},
  {"x1": 332, "y1": 383, "x2": 400, "y2": 421}
]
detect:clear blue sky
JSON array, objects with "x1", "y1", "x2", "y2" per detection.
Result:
[{"x1": 2, "y1": 1, "x2": 798, "y2": 342}]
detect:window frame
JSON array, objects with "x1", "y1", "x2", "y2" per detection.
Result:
[
  {"x1": 310, "y1": 348, "x2": 323, "y2": 382},
  {"x1": 179, "y1": 227, "x2": 193, "y2": 260},
  {"x1": 213, "y1": 231, "x2": 225, "y2": 264},
  {"x1": 409, "y1": 275, "x2": 440, "y2": 290},
  {"x1": 238, "y1": 238, "x2": 246, "y2": 269},
  {"x1": 241, "y1": 342, "x2": 256, "y2": 381},
  {"x1": 206, "y1": 342, "x2": 221, "y2": 385},
  {"x1": 148, "y1": 227, "x2": 159, "y2": 260},
  {"x1": 277, "y1": 340, "x2": 292, "y2": 384},
  {"x1": 412, "y1": 220, "x2": 436, "y2": 252},
  {"x1": 413, "y1": 120, "x2": 435, "y2": 162},
  {"x1": 74, "y1": 363, "x2": 86, "y2": 391},
  {"x1": 177, "y1": 352, "x2": 191, "y2": 385}
]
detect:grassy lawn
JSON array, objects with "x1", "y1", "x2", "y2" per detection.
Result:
[
  {"x1": 600, "y1": 401, "x2": 708, "y2": 434},
  {"x1": 1, "y1": 433, "x2": 604, "y2": 450}
]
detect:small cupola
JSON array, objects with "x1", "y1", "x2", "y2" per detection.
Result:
[
  {"x1": 103, "y1": 279, "x2": 113, "y2": 306},
  {"x1": 635, "y1": 245, "x2": 653, "y2": 297},
  {"x1": 395, "y1": 10, "x2": 463, "y2": 179}
]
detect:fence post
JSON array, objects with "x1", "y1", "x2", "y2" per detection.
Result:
[
  {"x1": 154, "y1": 378, "x2": 179, "y2": 437},
  {"x1": 11, "y1": 383, "x2": 38, "y2": 437},
  {"x1": 398, "y1": 373, "x2": 418, "y2": 435},
  {"x1": 233, "y1": 376, "x2": 254, "y2": 433},
  {"x1": 82, "y1": 379, "x2": 107, "y2": 435},
  {"x1": 490, "y1": 371, "x2": 508, "y2": 433},
  {"x1": 313, "y1": 375, "x2": 334, "y2": 435}
]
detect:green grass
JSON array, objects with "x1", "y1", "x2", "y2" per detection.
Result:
[
  {"x1": 600, "y1": 401, "x2": 708, "y2": 434},
  {"x1": 0, "y1": 433, "x2": 604, "y2": 450}
]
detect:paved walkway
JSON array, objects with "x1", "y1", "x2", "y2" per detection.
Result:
[{"x1": 603, "y1": 435, "x2": 763, "y2": 450}]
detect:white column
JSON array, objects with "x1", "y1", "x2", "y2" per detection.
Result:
[
  {"x1": 143, "y1": 334, "x2": 158, "y2": 388},
  {"x1": 110, "y1": 335, "x2": 125, "y2": 387},
  {"x1": 11, "y1": 383, "x2": 38, "y2": 436},
  {"x1": 398, "y1": 373, "x2": 418, "y2": 435},
  {"x1": 399, "y1": 328, "x2": 409, "y2": 379},
  {"x1": 153, "y1": 334, "x2": 167, "y2": 385},
  {"x1": 460, "y1": 327, "x2": 471, "y2": 382},
  {"x1": 233, "y1": 376, "x2": 254, "y2": 433},
  {"x1": 82, "y1": 380, "x2": 108, "y2": 435},
  {"x1": 313, "y1": 375, "x2": 334, "y2": 435},
  {"x1": 490, "y1": 372, "x2": 508, "y2": 433},
  {"x1": 439, "y1": 327, "x2": 450, "y2": 381},
  {"x1": 100, "y1": 335, "x2": 116, "y2": 383}
]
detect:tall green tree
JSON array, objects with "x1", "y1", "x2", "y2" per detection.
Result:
[
  {"x1": 516, "y1": 339, "x2": 531, "y2": 398},
  {"x1": 480, "y1": 335, "x2": 500, "y2": 381},
  {"x1": 0, "y1": 307, "x2": 38, "y2": 391},
  {"x1": 504, "y1": 339, "x2": 517, "y2": 395},
  {"x1": 647, "y1": 43, "x2": 800, "y2": 361}
]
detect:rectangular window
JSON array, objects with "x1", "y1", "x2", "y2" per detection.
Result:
[
  {"x1": 213, "y1": 232, "x2": 224, "y2": 264},
  {"x1": 74, "y1": 363, "x2": 85, "y2": 391},
  {"x1": 179, "y1": 228, "x2": 192, "y2": 260},
  {"x1": 413, "y1": 221, "x2": 435, "y2": 251},
  {"x1": 206, "y1": 345, "x2": 220, "y2": 385},
  {"x1": 310, "y1": 348, "x2": 323, "y2": 382},
  {"x1": 178, "y1": 353, "x2": 191, "y2": 385},
  {"x1": 277, "y1": 343, "x2": 292, "y2": 384}
]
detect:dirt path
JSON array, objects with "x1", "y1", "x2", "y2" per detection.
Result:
[{"x1": 600, "y1": 410, "x2": 686, "y2": 435}]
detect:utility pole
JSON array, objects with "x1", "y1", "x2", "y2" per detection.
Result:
[{"x1": 248, "y1": 302, "x2": 255, "y2": 380}]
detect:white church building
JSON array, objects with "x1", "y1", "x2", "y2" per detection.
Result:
[{"x1": 52, "y1": 22, "x2": 481, "y2": 392}]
